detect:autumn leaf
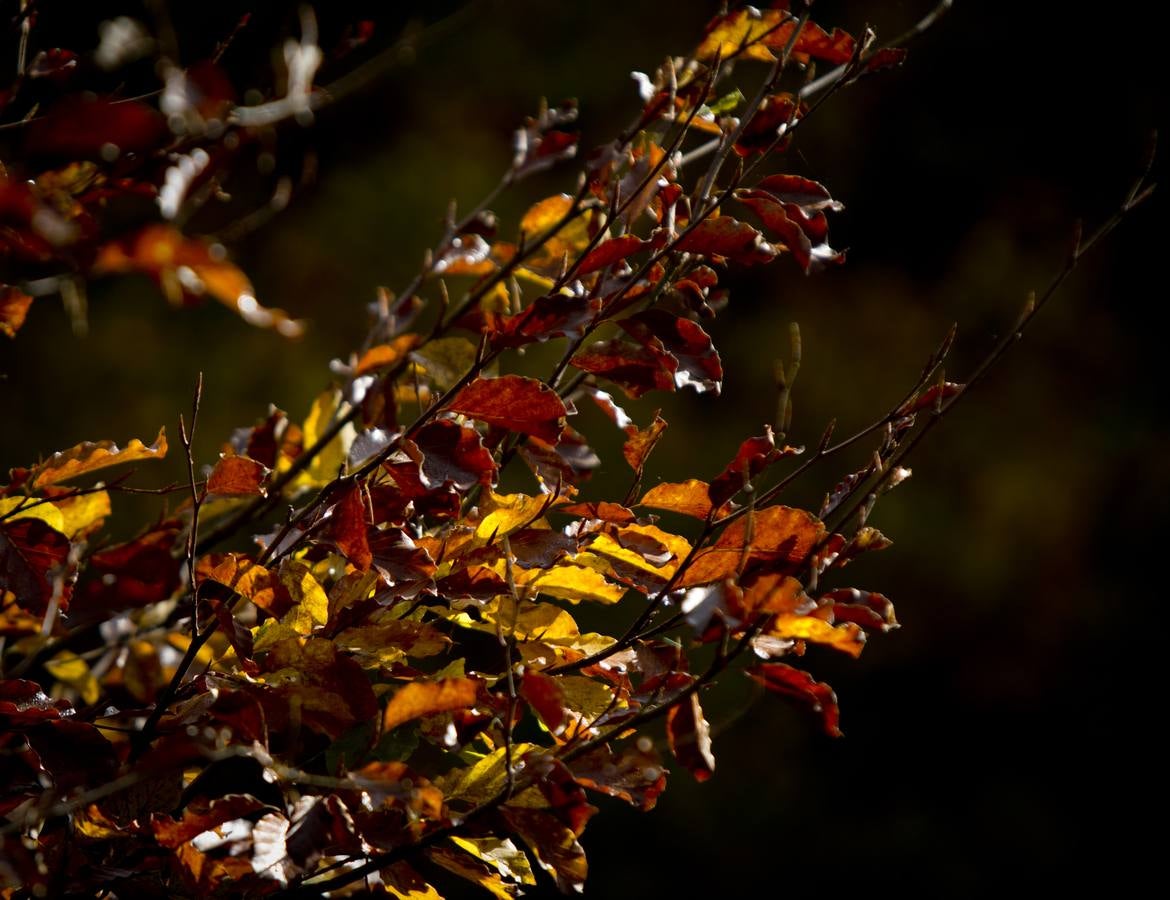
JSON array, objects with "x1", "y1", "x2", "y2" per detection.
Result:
[
  {"x1": 747, "y1": 663, "x2": 842, "y2": 737},
  {"x1": 93, "y1": 225, "x2": 305, "y2": 336},
  {"x1": 639, "y1": 478, "x2": 722, "y2": 520},
  {"x1": 382, "y1": 677, "x2": 481, "y2": 732},
  {"x1": 206, "y1": 453, "x2": 269, "y2": 497},
  {"x1": 449, "y1": 375, "x2": 567, "y2": 443},
  {"x1": 31, "y1": 427, "x2": 168, "y2": 487},
  {"x1": 678, "y1": 505, "x2": 824, "y2": 587},
  {"x1": 0, "y1": 286, "x2": 34, "y2": 338},
  {"x1": 666, "y1": 691, "x2": 715, "y2": 782}
]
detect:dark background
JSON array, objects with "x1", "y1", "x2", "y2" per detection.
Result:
[{"x1": 2, "y1": 0, "x2": 1164, "y2": 892}]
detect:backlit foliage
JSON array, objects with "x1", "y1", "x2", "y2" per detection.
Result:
[{"x1": 0, "y1": 3, "x2": 1153, "y2": 897}]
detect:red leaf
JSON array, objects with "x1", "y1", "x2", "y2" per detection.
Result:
[
  {"x1": 576, "y1": 234, "x2": 648, "y2": 275},
  {"x1": 0, "y1": 518, "x2": 72, "y2": 615},
  {"x1": 77, "y1": 522, "x2": 183, "y2": 613},
  {"x1": 747, "y1": 663, "x2": 842, "y2": 737},
  {"x1": 410, "y1": 419, "x2": 498, "y2": 490},
  {"x1": 492, "y1": 293, "x2": 600, "y2": 349},
  {"x1": 24, "y1": 95, "x2": 167, "y2": 160},
  {"x1": 329, "y1": 482, "x2": 372, "y2": 571},
  {"x1": 570, "y1": 338, "x2": 675, "y2": 399},
  {"x1": 675, "y1": 216, "x2": 776, "y2": 265},
  {"x1": 708, "y1": 427, "x2": 798, "y2": 507},
  {"x1": 521, "y1": 670, "x2": 567, "y2": 733},
  {"x1": 449, "y1": 375, "x2": 567, "y2": 444},
  {"x1": 620, "y1": 310, "x2": 723, "y2": 395}
]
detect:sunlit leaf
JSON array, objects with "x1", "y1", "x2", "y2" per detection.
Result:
[
  {"x1": 769, "y1": 614, "x2": 865, "y2": 658},
  {"x1": 31, "y1": 428, "x2": 167, "y2": 487},
  {"x1": 639, "y1": 478, "x2": 720, "y2": 520},
  {"x1": 679, "y1": 505, "x2": 824, "y2": 587},
  {"x1": 206, "y1": 454, "x2": 269, "y2": 497},
  {"x1": 383, "y1": 677, "x2": 481, "y2": 732},
  {"x1": 278, "y1": 559, "x2": 329, "y2": 635},
  {"x1": 290, "y1": 389, "x2": 353, "y2": 491}
]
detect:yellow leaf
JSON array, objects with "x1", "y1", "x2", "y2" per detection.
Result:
[
  {"x1": 32, "y1": 428, "x2": 167, "y2": 487},
  {"x1": 476, "y1": 491, "x2": 559, "y2": 540},
  {"x1": 383, "y1": 678, "x2": 481, "y2": 732},
  {"x1": 518, "y1": 194, "x2": 592, "y2": 278},
  {"x1": 0, "y1": 496, "x2": 65, "y2": 532},
  {"x1": 519, "y1": 563, "x2": 625, "y2": 605},
  {"x1": 450, "y1": 836, "x2": 536, "y2": 886},
  {"x1": 289, "y1": 390, "x2": 353, "y2": 491},
  {"x1": 380, "y1": 862, "x2": 445, "y2": 900},
  {"x1": 435, "y1": 743, "x2": 539, "y2": 806},
  {"x1": 771, "y1": 614, "x2": 866, "y2": 658},
  {"x1": 278, "y1": 560, "x2": 329, "y2": 635},
  {"x1": 53, "y1": 490, "x2": 112, "y2": 538},
  {"x1": 44, "y1": 650, "x2": 100, "y2": 705},
  {"x1": 428, "y1": 845, "x2": 519, "y2": 900}
]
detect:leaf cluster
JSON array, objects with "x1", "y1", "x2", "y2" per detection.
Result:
[{"x1": 0, "y1": 3, "x2": 1154, "y2": 898}]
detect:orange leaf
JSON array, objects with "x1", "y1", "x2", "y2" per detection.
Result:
[
  {"x1": 678, "y1": 505, "x2": 823, "y2": 587},
  {"x1": 206, "y1": 454, "x2": 269, "y2": 497},
  {"x1": 93, "y1": 225, "x2": 304, "y2": 337},
  {"x1": 382, "y1": 677, "x2": 480, "y2": 732},
  {"x1": 32, "y1": 427, "x2": 168, "y2": 487},
  {"x1": 639, "y1": 478, "x2": 720, "y2": 519},
  {"x1": 0, "y1": 286, "x2": 34, "y2": 338}
]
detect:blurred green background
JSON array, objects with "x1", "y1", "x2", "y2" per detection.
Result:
[{"x1": 2, "y1": 0, "x2": 1164, "y2": 891}]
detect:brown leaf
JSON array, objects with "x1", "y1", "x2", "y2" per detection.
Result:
[
  {"x1": 666, "y1": 691, "x2": 715, "y2": 781},
  {"x1": 152, "y1": 794, "x2": 273, "y2": 848},
  {"x1": 569, "y1": 743, "x2": 667, "y2": 811},
  {"x1": 382, "y1": 677, "x2": 481, "y2": 732},
  {"x1": 500, "y1": 805, "x2": 589, "y2": 893},
  {"x1": 449, "y1": 375, "x2": 567, "y2": 443},
  {"x1": 32, "y1": 427, "x2": 168, "y2": 487},
  {"x1": 492, "y1": 292, "x2": 600, "y2": 349},
  {"x1": 559, "y1": 501, "x2": 637, "y2": 525},
  {"x1": 206, "y1": 453, "x2": 269, "y2": 497},
  {"x1": 355, "y1": 334, "x2": 422, "y2": 375},
  {"x1": 196, "y1": 552, "x2": 291, "y2": 618},
  {"x1": 747, "y1": 663, "x2": 842, "y2": 737}
]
